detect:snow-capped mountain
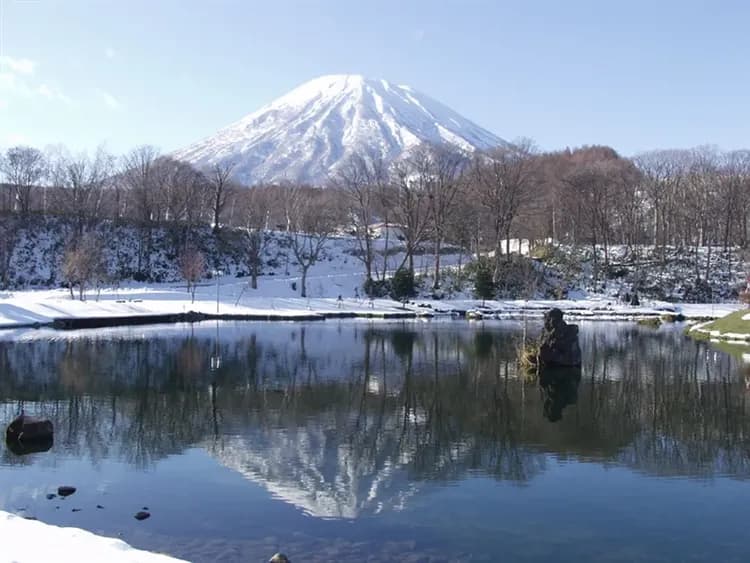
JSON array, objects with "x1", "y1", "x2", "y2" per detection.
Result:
[{"x1": 174, "y1": 74, "x2": 503, "y2": 186}]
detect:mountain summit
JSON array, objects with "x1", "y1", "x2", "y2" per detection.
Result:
[{"x1": 174, "y1": 74, "x2": 503, "y2": 185}]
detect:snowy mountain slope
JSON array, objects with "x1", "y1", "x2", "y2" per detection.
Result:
[{"x1": 173, "y1": 74, "x2": 504, "y2": 185}]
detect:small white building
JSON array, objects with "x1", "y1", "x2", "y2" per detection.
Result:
[{"x1": 368, "y1": 222, "x2": 406, "y2": 241}]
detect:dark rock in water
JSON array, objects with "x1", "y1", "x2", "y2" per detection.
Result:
[
  {"x1": 6, "y1": 413, "x2": 54, "y2": 443},
  {"x1": 5, "y1": 436, "x2": 53, "y2": 456},
  {"x1": 71, "y1": 508, "x2": 82, "y2": 512},
  {"x1": 96, "y1": 505, "x2": 104, "y2": 509},
  {"x1": 269, "y1": 554, "x2": 291, "y2": 563},
  {"x1": 23, "y1": 516, "x2": 38, "y2": 521},
  {"x1": 134, "y1": 511, "x2": 150, "y2": 521},
  {"x1": 57, "y1": 486, "x2": 76, "y2": 497},
  {"x1": 539, "y1": 368, "x2": 582, "y2": 422},
  {"x1": 142, "y1": 506, "x2": 149, "y2": 511},
  {"x1": 46, "y1": 494, "x2": 56, "y2": 500},
  {"x1": 538, "y1": 308, "x2": 581, "y2": 368}
]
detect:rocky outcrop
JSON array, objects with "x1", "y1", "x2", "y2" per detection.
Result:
[
  {"x1": 538, "y1": 308, "x2": 582, "y2": 368},
  {"x1": 6, "y1": 413, "x2": 54, "y2": 443}
]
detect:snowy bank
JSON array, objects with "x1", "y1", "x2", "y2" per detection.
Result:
[
  {"x1": 0, "y1": 284, "x2": 417, "y2": 330},
  {"x1": 0, "y1": 279, "x2": 741, "y2": 332},
  {"x1": 0, "y1": 510, "x2": 185, "y2": 563}
]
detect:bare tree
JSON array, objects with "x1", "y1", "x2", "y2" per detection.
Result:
[
  {"x1": 634, "y1": 150, "x2": 689, "y2": 263},
  {"x1": 179, "y1": 246, "x2": 205, "y2": 303},
  {"x1": 285, "y1": 186, "x2": 341, "y2": 297},
  {"x1": 121, "y1": 146, "x2": 160, "y2": 225},
  {"x1": 717, "y1": 150, "x2": 750, "y2": 250},
  {"x1": 444, "y1": 183, "x2": 476, "y2": 274},
  {"x1": 473, "y1": 139, "x2": 537, "y2": 282},
  {"x1": 390, "y1": 147, "x2": 432, "y2": 273},
  {"x1": 424, "y1": 144, "x2": 467, "y2": 289},
  {"x1": 62, "y1": 232, "x2": 107, "y2": 300},
  {"x1": 50, "y1": 146, "x2": 114, "y2": 238},
  {"x1": 0, "y1": 146, "x2": 47, "y2": 218},
  {"x1": 240, "y1": 186, "x2": 272, "y2": 289},
  {"x1": 206, "y1": 161, "x2": 236, "y2": 233},
  {"x1": 684, "y1": 147, "x2": 721, "y2": 281},
  {"x1": 151, "y1": 157, "x2": 209, "y2": 251},
  {"x1": 120, "y1": 146, "x2": 160, "y2": 274},
  {"x1": 333, "y1": 154, "x2": 388, "y2": 286}
]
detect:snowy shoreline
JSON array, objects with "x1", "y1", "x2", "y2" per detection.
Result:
[
  {"x1": 0, "y1": 282, "x2": 741, "y2": 333},
  {"x1": 0, "y1": 510, "x2": 185, "y2": 563}
]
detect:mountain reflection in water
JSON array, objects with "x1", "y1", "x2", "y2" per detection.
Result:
[{"x1": 0, "y1": 321, "x2": 745, "y2": 522}]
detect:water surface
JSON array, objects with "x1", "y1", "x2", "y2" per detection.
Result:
[{"x1": 1, "y1": 320, "x2": 748, "y2": 562}]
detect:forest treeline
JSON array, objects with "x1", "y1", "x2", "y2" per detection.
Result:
[{"x1": 1, "y1": 141, "x2": 748, "y2": 293}]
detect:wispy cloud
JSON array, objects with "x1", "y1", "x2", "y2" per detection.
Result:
[
  {"x1": 0, "y1": 54, "x2": 72, "y2": 107},
  {"x1": 414, "y1": 29, "x2": 426, "y2": 42},
  {"x1": 0, "y1": 99, "x2": 8, "y2": 111},
  {"x1": 0, "y1": 55, "x2": 36, "y2": 75},
  {"x1": 105, "y1": 47, "x2": 117, "y2": 60},
  {"x1": 96, "y1": 88, "x2": 122, "y2": 110},
  {"x1": 37, "y1": 83, "x2": 73, "y2": 105}
]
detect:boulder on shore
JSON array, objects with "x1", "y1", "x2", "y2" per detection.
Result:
[
  {"x1": 6, "y1": 413, "x2": 54, "y2": 444},
  {"x1": 538, "y1": 308, "x2": 582, "y2": 368}
]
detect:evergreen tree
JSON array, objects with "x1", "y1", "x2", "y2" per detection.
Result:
[
  {"x1": 390, "y1": 267, "x2": 416, "y2": 305},
  {"x1": 473, "y1": 260, "x2": 496, "y2": 305}
]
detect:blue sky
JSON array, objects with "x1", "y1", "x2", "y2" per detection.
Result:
[{"x1": 0, "y1": 0, "x2": 748, "y2": 156}]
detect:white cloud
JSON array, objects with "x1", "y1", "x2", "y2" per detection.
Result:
[
  {"x1": 105, "y1": 47, "x2": 116, "y2": 59},
  {"x1": 0, "y1": 55, "x2": 72, "y2": 107},
  {"x1": 0, "y1": 55, "x2": 36, "y2": 75},
  {"x1": 37, "y1": 83, "x2": 73, "y2": 105},
  {"x1": 96, "y1": 88, "x2": 122, "y2": 110}
]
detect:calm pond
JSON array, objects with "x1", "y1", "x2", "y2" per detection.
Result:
[{"x1": 1, "y1": 320, "x2": 748, "y2": 562}]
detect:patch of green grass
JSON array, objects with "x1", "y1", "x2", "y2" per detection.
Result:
[
  {"x1": 701, "y1": 309, "x2": 750, "y2": 335},
  {"x1": 706, "y1": 339, "x2": 749, "y2": 359}
]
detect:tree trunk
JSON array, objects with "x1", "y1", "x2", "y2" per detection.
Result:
[
  {"x1": 433, "y1": 236, "x2": 441, "y2": 290},
  {"x1": 493, "y1": 238, "x2": 503, "y2": 283},
  {"x1": 213, "y1": 190, "x2": 222, "y2": 234},
  {"x1": 301, "y1": 267, "x2": 308, "y2": 298}
]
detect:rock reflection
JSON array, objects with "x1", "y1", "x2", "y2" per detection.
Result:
[
  {"x1": 0, "y1": 322, "x2": 747, "y2": 517},
  {"x1": 539, "y1": 369, "x2": 581, "y2": 422}
]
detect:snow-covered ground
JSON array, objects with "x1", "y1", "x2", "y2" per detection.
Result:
[
  {"x1": 0, "y1": 274, "x2": 740, "y2": 331},
  {"x1": 1, "y1": 218, "x2": 745, "y2": 330},
  {"x1": 0, "y1": 510, "x2": 184, "y2": 562}
]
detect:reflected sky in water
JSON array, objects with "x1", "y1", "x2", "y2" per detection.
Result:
[{"x1": 1, "y1": 320, "x2": 749, "y2": 562}]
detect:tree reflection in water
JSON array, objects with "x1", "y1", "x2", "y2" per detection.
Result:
[{"x1": 0, "y1": 322, "x2": 746, "y2": 511}]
